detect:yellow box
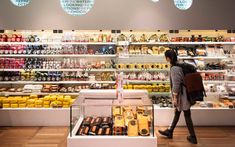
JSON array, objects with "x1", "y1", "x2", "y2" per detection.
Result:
[
  {"x1": 50, "y1": 95, "x2": 57, "y2": 101},
  {"x1": 57, "y1": 95, "x2": 64, "y2": 99},
  {"x1": 2, "y1": 99, "x2": 10, "y2": 104},
  {"x1": 35, "y1": 100, "x2": 43, "y2": 105},
  {"x1": 62, "y1": 105, "x2": 69, "y2": 108},
  {"x1": 44, "y1": 105, "x2": 50, "y2": 108},
  {"x1": 64, "y1": 96, "x2": 71, "y2": 102},
  {"x1": 18, "y1": 98, "x2": 27, "y2": 104},
  {"x1": 35, "y1": 104, "x2": 42, "y2": 108},
  {"x1": 50, "y1": 101, "x2": 58, "y2": 107},
  {"x1": 23, "y1": 96, "x2": 29, "y2": 100},
  {"x1": 44, "y1": 95, "x2": 50, "y2": 101},
  {"x1": 15, "y1": 96, "x2": 22, "y2": 99},
  {"x1": 64, "y1": 95, "x2": 71, "y2": 99},
  {"x1": 27, "y1": 104, "x2": 35, "y2": 108},
  {"x1": 11, "y1": 104, "x2": 19, "y2": 108},
  {"x1": 27, "y1": 99, "x2": 35, "y2": 104},
  {"x1": 10, "y1": 98, "x2": 18, "y2": 104},
  {"x1": 70, "y1": 99, "x2": 75, "y2": 104},
  {"x1": 3, "y1": 104, "x2": 10, "y2": 108},
  {"x1": 19, "y1": 104, "x2": 26, "y2": 108},
  {"x1": 55, "y1": 100, "x2": 62, "y2": 105},
  {"x1": 43, "y1": 101, "x2": 50, "y2": 105},
  {"x1": 63, "y1": 101, "x2": 70, "y2": 105},
  {"x1": 57, "y1": 97, "x2": 64, "y2": 102},
  {"x1": 30, "y1": 94, "x2": 38, "y2": 99}
]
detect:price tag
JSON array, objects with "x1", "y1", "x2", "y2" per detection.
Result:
[{"x1": 117, "y1": 41, "x2": 130, "y2": 46}]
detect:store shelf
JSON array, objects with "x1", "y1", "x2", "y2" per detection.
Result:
[
  {"x1": 0, "y1": 92, "x2": 81, "y2": 96},
  {"x1": 178, "y1": 56, "x2": 227, "y2": 60},
  {"x1": 226, "y1": 81, "x2": 235, "y2": 84},
  {"x1": 130, "y1": 42, "x2": 235, "y2": 45},
  {"x1": 0, "y1": 54, "x2": 116, "y2": 58},
  {"x1": 126, "y1": 54, "x2": 165, "y2": 57},
  {"x1": 0, "y1": 108, "x2": 70, "y2": 110},
  {"x1": 0, "y1": 81, "x2": 116, "y2": 84},
  {"x1": 203, "y1": 81, "x2": 225, "y2": 84},
  {"x1": 227, "y1": 73, "x2": 235, "y2": 77},
  {"x1": 226, "y1": 64, "x2": 235, "y2": 67},
  {"x1": 224, "y1": 96, "x2": 235, "y2": 100},
  {"x1": 117, "y1": 69, "x2": 169, "y2": 72},
  {"x1": 197, "y1": 70, "x2": 227, "y2": 73},
  {"x1": 126, "y1": 80, "x2": 170, "y2": 84},
  {"x1": 154, "y1": 105, "x2": 235, "y2": 126},
  {"x1": 0, "y1": 42, "x2": 116, "y2": 45},
  {"x1": 206, "y1": 92, "x2": 228, "y2": 95},
  {"x1": 154, "y1": 105, "x2": 234, "y2": 110},
  {"x1": 149, "y1": 92, "x2": 171, "y2": 95},
  {"x1": 1, "y1": 68, "x2": 117, "y2": 72}
]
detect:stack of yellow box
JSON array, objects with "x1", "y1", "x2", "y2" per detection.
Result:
[
  {"x1": 2, "y1": 96, "x2": 10, "y2": 108},
  {"x1": 0, "y1": 96, "x2": 3, "y2": 108},
  {"x1": 0, "y1": 94, "x2": 76, "y2": 108}
]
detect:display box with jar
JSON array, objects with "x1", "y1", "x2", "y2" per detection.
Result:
[{"x1": 68, "y1": 90, "x2": 157, "y2": 147}]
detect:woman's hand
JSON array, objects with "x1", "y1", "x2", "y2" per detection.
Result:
[{"x1": 172, "y1": 93, "x2": 178, "y2": 107}]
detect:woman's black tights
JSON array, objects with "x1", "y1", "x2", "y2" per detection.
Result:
[{"x1": 169, "y1": 109, "x2": 196, "y2": 137}]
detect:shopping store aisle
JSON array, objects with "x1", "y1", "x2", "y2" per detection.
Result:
[{"x1": 0, "y1": 127, "x2": 235, "y2": 147}]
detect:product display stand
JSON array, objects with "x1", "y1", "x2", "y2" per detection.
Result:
[
  {"x1": 0, "y1": 108, "x2": 70, "y2": 126},
  {"x1": 67, "y1": 90, "x2": 157, "y2": 147},
  {"x1": 154, "y1": 106, "x2": 235, "y2": 126}
]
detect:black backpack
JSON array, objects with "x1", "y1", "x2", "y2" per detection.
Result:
[{"x1": 174, "y1": 63, "x2": 206, "y2": 105}]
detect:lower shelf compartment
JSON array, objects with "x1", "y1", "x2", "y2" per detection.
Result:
[
  {"x1": 154, "y1": 106, "x2": 235, "y2": 126},
  {"x1": 68, "y1": 117, "x2": 157, "y2": 147},
  {"x1": 0, "y1": 108, "x2": 70, "y2": 126}
]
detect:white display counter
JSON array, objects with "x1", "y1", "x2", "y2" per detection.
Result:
[
  {"x1": 67, "y1": 90, "x2": 157, "y2": 147},
  {"x1": 0, "y1": 108, "x2": 70, "y2": 126},
  {"x1": 154, "y1": 106, "x2": 235, "y2": 126}
]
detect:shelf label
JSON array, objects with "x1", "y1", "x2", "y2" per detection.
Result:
[{"x1": 117, "y1": 41, "x2": 129, "y2": 46}]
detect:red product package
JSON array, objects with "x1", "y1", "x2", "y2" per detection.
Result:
[
  {"x1": 10, "y1": 58, "x2": 16, "y2": 69},
  {"x1": 0, "y1": 58, "x2": 4, "y2": 68}
]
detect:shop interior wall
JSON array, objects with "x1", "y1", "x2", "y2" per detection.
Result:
[{"x1": 0, "y1": 0, "x2": 235, "y2": 30}]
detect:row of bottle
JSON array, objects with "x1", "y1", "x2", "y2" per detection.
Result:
[
  {"x1": 0, "y1": 45, "x2": 116, "y2": 55},
  {"x1": 0, "y1": 58, "x2": 116, "y2": 69},
  {"x1": 0, "y1": 71, "x2": 89, "y2": 81}
]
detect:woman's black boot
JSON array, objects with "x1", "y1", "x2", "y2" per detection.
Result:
[
  {"x1": 187, "y1": 136, "x2": 198, "y2": 144},
  {"x1": 158, "y1": 129, "x2": 173, "y2": 139}
]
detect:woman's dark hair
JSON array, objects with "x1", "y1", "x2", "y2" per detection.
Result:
[{"x1": 165, "y1": 50, "x2": 178, "y2": 65}]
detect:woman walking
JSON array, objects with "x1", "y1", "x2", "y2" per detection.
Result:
[{"x1": 158, "y1": 50, "x2": 197, "y2": 144}]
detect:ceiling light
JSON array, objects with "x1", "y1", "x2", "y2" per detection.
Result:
[
  {"x1": 174, "y1": 0, "x2": 193, "y2": 10},
  {"x1": 60, "y1": 0, "x2": 95, "y2": 16},
  {"x1": 10, "y1": 0, "x2": 31, "y2": 7}
]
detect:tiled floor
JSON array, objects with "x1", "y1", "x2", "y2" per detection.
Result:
[{"x1": 0, "y1": 127, "x2": 235, "y2": 147}]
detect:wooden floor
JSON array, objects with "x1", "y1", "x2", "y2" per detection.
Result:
[{"x1": 0, "y1": 127, "x2": 235, "y2": 147}]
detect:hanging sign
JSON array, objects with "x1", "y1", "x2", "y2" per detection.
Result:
[
  {"x1": 60, "y1": 0, "x2": 95, "y2": 16},
  {"x1": 10, "y1": 0, "x2": 31, "y2": 7},
  {"x1": 174, "y1": 0, "x2": 193, "y2": 10}
]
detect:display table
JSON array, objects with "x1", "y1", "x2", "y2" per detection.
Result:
[{"x1": 67, "y1": 90, "x2": 157, "y2": 147}]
